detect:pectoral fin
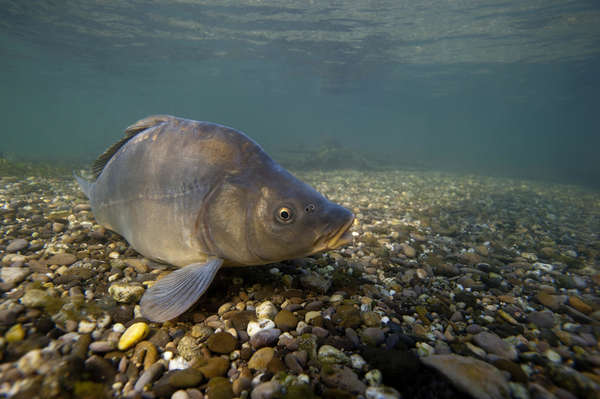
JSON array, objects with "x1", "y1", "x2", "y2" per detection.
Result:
[{"x1": 140, "y1": 258, "x2": 223, "y2": 322}]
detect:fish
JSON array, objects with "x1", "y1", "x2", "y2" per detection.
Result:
[{"x1": 75, "y1": 115, "x2": 355, "y2": 322}]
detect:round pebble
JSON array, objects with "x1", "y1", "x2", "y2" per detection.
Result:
[{"x1": 118, "y1": 322, "x2": 150, "y2": 350}]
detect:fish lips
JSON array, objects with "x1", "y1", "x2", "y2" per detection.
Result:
[{"x1": 323, "y1": 212, "x2": 355, "y2": 250}]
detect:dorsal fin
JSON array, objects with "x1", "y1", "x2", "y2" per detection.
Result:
[{"x1": 91, "y1": 115, "x2": 173, "y2": 179}]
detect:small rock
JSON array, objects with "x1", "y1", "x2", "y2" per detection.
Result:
[
  {"x1": 247, "y1": 319, "x2": 276, "y2": 337},
  {"x1": 274, "y1": 310, "x2": 298, "y2": 331},
  {"x1": 568, "y1": 296, "x2": 592, "y2": 314},
  {"x1": 318, "y1": 344, "x2": 349, "y2": 364},
  {"x1": 0, "y1": 267, "x2": 30, "y2": 285},
  {"x1": 351, "y1": 353, "x2": 367, "y2": 370},
  {"x1": 400, "y1": 244, "x2": 416, "y2": 258},
  {"x1": 90, "y1": 341, "x2": 116, "y2": 353},
  {"x1": 17, "y1": 349, "x2": 43, "y2": 374},
  {"x1": 527, "y1": 311, "x2": 555, "y2": 329},
  {"x1": 362, "y1": 311, "x2": 381, "y2": 327},
  {"x1": 134, "y1": 362, "x2": 164, "y2": 391},
  {"x1": 361, "y1": 328, "x2": 385, "y2": 347},
  {"x1": 256, "y1": 301, "x2": 278, "y2": 320},
  {"x1": 168, "y1": 368, "x2": 204, "y2": 388},
  {"x1": 305, "y1": 310, "x2": 322, "y2": 324},
  {"x1": 233, "y1": 376, "x2": 252, "y2": 396},
  {"x1": 321, "y1": 365, "x2": 366, "y2": 395},
  {"x1": 197, "y1": 357, "x2": 229, "y2": 378},
  {"x1": 334, "y1": 304, "x2": 361, "y2": 329},
  {"x1": 365, "y1": 386, "x2": 401, "y2": 399},
  {"x1": 172, "y1": 390, "x2": 190, "y2": 399},
  {"x1": 207, "y1": 376, "x2": 233, "y2": 399},
  {"x1": 118, "y1": 322, "x2": 149, "y2": 350},
  {"x1": 248, "y1": 347, "x2": 275, "y2": 371},
  {"x1": 421, "y1": 354, "x2": 510, "y2": 399},
  {"x1": 207, "y1": 332, "x2": 237, "y2": 354},
  {"x1": 46, "y1": 253, "x2": 77, "y2": 265},
  {"x1": 250, "y1": 328, "x2": 281, "y2": 349},
  {"x1": 536, "y1": 292, "x2": 567, "y2": 311},
  {"x1": 300, "y1": 271, "x2": 331, "y2": 294},
  {"x1": 108, "y1": 282, "x2": 145, "y2": 303},
  {"x1": 365, "y1": 369, "x2": 383, "y2": 386},
  {"x1": 20, "y1": 289, "x2": 51, "y2": 307},
  {"x1": 78, "y1": 320, "x2": 96, "y2": 334},
  {"x1": 473, "y1": 331, "x2": 518, "y2": 360},
  {"x1": 250, "y1": 380, "x2": 283, "y2": 399},
  {"x1": 6, "y1": 238, "x2": 29, "y2": 252}
]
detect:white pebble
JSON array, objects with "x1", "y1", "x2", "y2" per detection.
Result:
[
  {"x1": 113, "y1": 323, "x2": 126, "y2": 333},
  {"x1": 78, "y1": 320, "x2": 96, "y2": 334},
  {"x1": 350, "y1": 353, "x2": 367, "y2": 370},
  {"x1": 163, "y1": 351, "x2": 173, "y2": 361},
  {"x1": 255, "y1": 301, "x2": 278, "y2": 320},
  {"x1": 247, "y1": 319, "x2": 276, "y2": 337},
  {"x1": 169, "y1": 356, "x2": 190, "y2": 370}
]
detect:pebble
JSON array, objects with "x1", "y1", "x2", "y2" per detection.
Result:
[
  {"x1": 365, "y1": 386, "x2": 401, "y2": 399},
  {"x1": 168, "y1": 368, "x2": 205, "y2": 388},
  {"x1": 361, "y1": 327, "x2": 385, "y2": 346},
  {"x1": 421, "y1": 354, "x2": 510, "y2": 399},
  {"x1": 248, "y1": 347, "x2": 275, "y2": 371},
  {"x1": 17, "y1": 349, "x2": 43, "y2": 375},
  {"x1": 5, "y1": 323, "x2": 25, "y2": 342},
  {"x1": 255, "y1": 301, "x2": 278, "y2": 320},
  {"x1": 206, "y1": 376, "x2": 233, "y2": 399},
  {"x1": 207, "y1": 331, "x2": 237, "y2": 354},
  {"x1": 318, "y1": 344, "x2": 350, "y2": 365},
  {"x1": 118, "y1": 322, "x2": 150, "y2": 350},
  {"x1": 108, "y1": 281, "x2": 145, "y2": 303},
  {"x1": 568, "y1": 296, "x2": 592, "y2": 314},
  {"x1": 46, "y1": 252, "x2": 77, "y2": 265},
  {"x1": 250, "y1": 380, "x2": 283, "y2": 399},
  {"x1": 172, "y1": 390, "x2": 190, "y2": 399},
  {"x1": 6, "y1": 238, "x2": 29, "y2": 252},
  {"x1": 472, "y1": 331, "x2": 518, "y2": 360},
  {"x1": 300, "y1": 271, "x2": 331, "y2": 293},
  {"x1": 249, "y1": 328, "x2": 281, "y2": 349},
  {"x1": 247, "y1": 319, "x2": 276, "y2": 337},
  {"x1": 78, "y1": 320, "x2": 96, "y2": 334},
  {"x1": 351, "y1": 353, "x2": 367, "y2": 370},
  {"x1": 273, "y1": 310, "x2": 298, "y2": 331},
  {"x1": 321, "y1": 365, "x2": 366, "y2": 395},
  {"x1": 365, "y1": 369, "x2": 383, "y2": 386},
  {"x1": 90, "y1": 341, "x2": 116, "y2": 353},
  {"x1": 528, "y1": 311, "x2": 555, "y2": 329},
  {"x1": 1, "y1": 267, "x2": 30, "y2": 285},
  {"x1": 20, "y1": 288, "x2": 51, "y2": 307},
  {"x1": 197, "y1": 357, "x2": 229, "y2": 378},
  {"x1": 134, "y1": 362, "x2": 164, "y2": 392}
]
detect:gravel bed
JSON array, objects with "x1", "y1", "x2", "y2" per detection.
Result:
[{"x1": 1, "y1": 169, "x2": 599, "y2": 399}]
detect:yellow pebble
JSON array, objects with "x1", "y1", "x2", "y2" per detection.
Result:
[
  {"x1": 5, "y1": 323, "x2": 25, "y2": 343},
  {"x1": 118, "y1": 322, "x2": 149, "y2": 350}
]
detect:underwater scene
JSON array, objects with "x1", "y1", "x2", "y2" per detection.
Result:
[{"x1": 1, "y1": 1, "x2": 600, "y2": 398}]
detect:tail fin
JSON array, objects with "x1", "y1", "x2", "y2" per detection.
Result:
[{"x1": 74, "y1": 172, "x2": 93, "y2": 199}]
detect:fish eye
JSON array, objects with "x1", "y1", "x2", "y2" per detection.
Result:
[
  {"x1": 276, "y1": 206, "x2": 294, "y2": 223},
  {"x1": 304, "y1": 203, "x2": 315, "y2": 213}
]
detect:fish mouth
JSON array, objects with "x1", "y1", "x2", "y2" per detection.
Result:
[{"x1": 325, "y1": 213, "x2": 355, "y2": 250}]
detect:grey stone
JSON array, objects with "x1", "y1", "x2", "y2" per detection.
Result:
[
  {"x1": 473, "y1": 331, "x2": 518, "y2": 360},
  {"x1": 250, "y1": 328, "x2": 281, "y2": 349},
  {"x1": 6, "y1": 239, "x2": 28, "y2": 253},
  {"x1": 1, "y1": 267, "x2": 30, "y2": 285},
  {"x1": 421, "y1": 354, "x2": 510, "y2": 399}
]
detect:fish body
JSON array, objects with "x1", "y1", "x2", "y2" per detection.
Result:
[{"x1": 76, "y1": 115, "x2": 354, "y2": 322}]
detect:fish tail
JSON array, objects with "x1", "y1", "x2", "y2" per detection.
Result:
[{"x1": 73, "y1": 172, "x2": 93, "y2": 198}]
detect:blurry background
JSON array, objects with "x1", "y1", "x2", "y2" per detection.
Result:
[{"x1": 0, "y1": 0, "x2": 599, "y2": 187}]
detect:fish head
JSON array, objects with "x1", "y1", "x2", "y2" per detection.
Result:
[{"x1": 205, "y1": 165, "x2": 354, "y2": 265}]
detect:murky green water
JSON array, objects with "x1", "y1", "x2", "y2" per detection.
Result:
[{"x1": 1, "y1": 1, "x2": 599, "y2": 187}]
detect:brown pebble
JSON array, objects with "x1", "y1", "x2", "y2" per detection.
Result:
[
  {"x1": 568, "y1": 296, "x2": 593, "y2": 314},
  {"x1": 133, "y1": 341, "x2": 158, "y2": 369}
]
